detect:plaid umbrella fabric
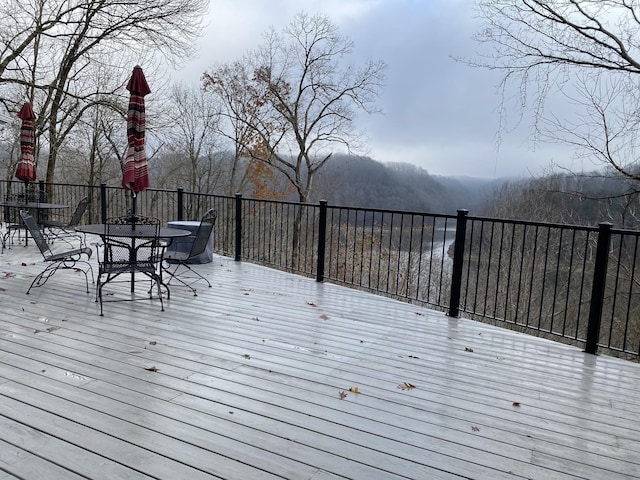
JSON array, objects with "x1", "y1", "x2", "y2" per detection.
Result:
[
  {"x1": 122, "y1": 66, "x2": 151, "y2": 194},
  {"x1": 15, "y1": 102, "x2": 37, "y2": 183}
]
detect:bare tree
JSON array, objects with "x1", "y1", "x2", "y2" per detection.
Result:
[
  {"x1": 158, "y1": 83, "x2": 223, "y2": 195},
  {"x1": 202, "y1": 60, "x2": 267, "y2": 197},
  {"x1": 0, "y1": 0, "x2": 208, "y2": 188},
  {"x1": 473, "y1": 0, "x2": 640, "y2": 180},
  {"x1": 205, "y1": 12, "x2": 386, "y2": 204}
]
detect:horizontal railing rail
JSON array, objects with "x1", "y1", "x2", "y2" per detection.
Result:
[{"x1": 2, "y1": 180, "x2": 638, "y2": 359}]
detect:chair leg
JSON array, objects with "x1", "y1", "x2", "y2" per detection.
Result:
[{"x1": 163, "y1": 262, "x2": 211, "y2": 296}]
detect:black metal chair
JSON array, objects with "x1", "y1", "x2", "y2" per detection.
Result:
[
  {"x1": 96, "y1": 215, "x2": 167, "y2": 315},
  {"x1": 19, "y1": 210, "x2": 94, "y2": 294},
  {"x1": 162, "y1": 209, "x2": 217, "y2": 295},
  {"x1": 2, "y1": 194, "x2": 25, "y2": 251},
  {"x1": 44, "y1": 196, "x2": 90, "y2": 246}
]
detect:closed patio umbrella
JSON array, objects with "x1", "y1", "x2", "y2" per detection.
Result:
[
  {"x1": 15, "y1": 102, "x2": 37, "y2": 195},
  {"x1": 122, "y1": 65, "x2": 151, "y2": 219}
]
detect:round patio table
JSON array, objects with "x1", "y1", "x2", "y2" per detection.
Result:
[{"x1": 76, "y1": 223, "x2": 191, "y2": 293}]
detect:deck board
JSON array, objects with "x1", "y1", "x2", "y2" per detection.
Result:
[{"x1": 1, "y1": 240, "x2": 640, "y2": 479}]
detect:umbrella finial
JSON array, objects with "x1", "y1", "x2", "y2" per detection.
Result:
[{"x1": 126, "y1": 65, "x2": 151, "y2": 96}]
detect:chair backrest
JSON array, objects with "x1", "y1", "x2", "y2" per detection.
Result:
[
  {"x1": 19, "y1": 210, "x2": 53, "y2": 259},
  {"x1": 189, "y1": 209, "x2": 217, "y2": 258},
  {"x1": 103, "y1": 215, "x2": 162, "y2": 268},
  {"x1": 67, "y1": 196, "x2": 90, "y2": 227}
]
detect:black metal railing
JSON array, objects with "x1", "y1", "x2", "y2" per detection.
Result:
[{"x1": 2, "y1": 180, "x2": 638, "y2": 359}]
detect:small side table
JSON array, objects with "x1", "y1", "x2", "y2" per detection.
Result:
[{"x1": 165, "y1": 220, "x2": 214, "y2": 264}]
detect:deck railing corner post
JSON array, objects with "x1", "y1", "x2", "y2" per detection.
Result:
[
  {"x1": 177, "y1": 187, "x2": 184, "y2": 221},
  {"x1": 448, "y1": 209, "x2": 469, "y2": 318},
  {"x1": 234, "y1": 193, "x2": 242, "y2": 262},
  {"x1": 100, "y1": 183, "x2": 107, "y2": 223},
  {"x1": 585, "y1": 222, "x2": 613, "y2": 355},
  {"x1": 316, "y1": 200, "x2": 328, "y2": 282}
]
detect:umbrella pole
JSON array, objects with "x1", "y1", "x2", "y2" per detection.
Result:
[{"x1": 130, "y1": 190, "x2": 137, "y2": 230}]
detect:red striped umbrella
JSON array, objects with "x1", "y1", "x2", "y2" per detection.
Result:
[
  {"x1": 15, "y1": 102, "x2": 36, "y2": 183},
  {"x1": 122, "y1": 65, "x2": 151, "y2": 194}
]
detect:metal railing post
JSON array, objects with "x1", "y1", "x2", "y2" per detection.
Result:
[
  {"x1": 585, "y1": 222, "x2": 613, "y2": 355},
  {"x1": 100, "y1": 183, "x2": 107, "y2": 223},
  {"x1": 316, "y1": 200, "x2": 328, "y2": 282},
  {"x1": 177, "y1": 187, "x2": 184, "y2": 221},
  {"x1": 235, "y1": 193, "x2": 242, "y2": 262},
  {"x1": 448, "y1": 209, "x2": 469, "y2": 318}
]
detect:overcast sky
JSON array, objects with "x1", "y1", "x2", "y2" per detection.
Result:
[{"x1": 173, "y1": 0, "x2": 580, "y2": 179}]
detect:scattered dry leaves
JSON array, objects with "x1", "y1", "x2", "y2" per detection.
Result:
[
  {"x1": 145, "y1": 366, "x2": 159, "y2": 372},
  {"x1": 464, "y1": 347, "x2": 474, "y2": 352},
  {"x1": 149, "y1": 341, "x2": 157, "y2": 346},
  {"x1": 471, "y1": 425, "x2": 480, "y2": 432},
  {"x1": 397, "y1": 382, "x2": 416, "y2": 391},
  {"x1": 243, "y1": 353, "x2": 251, "y2": 359},
  {"x1": 306, "y1": 301, "x2": 318, "y2": 307},
  {"x1": 319, "y1": 314, "x2": 329, "y2": 320},
  {"x1": 408, "y1": 355, "x2": 420, "y2": 359},
  {"x1": 339, "y1": 391, "x2": 348, "y2": 400},
  {"x1": 415, "y1": 312, "x2": 424, "y2": 316},
  {"x1": 348, "y1": 386, "x2": 361, "y2": 394},
  {"x1": 251, "y1": 316, "x2": 260, "y2": 321},
  {"x1": 46, "y1": 326, "x2": 60, "y2": 333},
  {"x1": 3, "y1": 272, "x2": 15, "y2": 278},
  {"x1": 512, "y1": 402, "x2": 521, "y2": 408}
]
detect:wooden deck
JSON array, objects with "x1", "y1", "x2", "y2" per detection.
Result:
[{"x1": 0, "y1": 238, "x2": 639, "y2": 479}]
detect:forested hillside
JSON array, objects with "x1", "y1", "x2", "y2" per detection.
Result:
[
  {"x1": 310, "y1": 155, "x2": 501, "y2": 214},
  {"x1": 308, "y1": 155, "x2": 640, "y2": 229}
]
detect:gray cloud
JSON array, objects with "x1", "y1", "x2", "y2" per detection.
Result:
[{"x1": 174, "y1": 0, "x2": 570, "y2": 179}]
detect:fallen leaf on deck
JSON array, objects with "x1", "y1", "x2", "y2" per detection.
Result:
[
  {"x1": 348, "y1": 386, "x2": 361, "y2": 394},
  {"x1": 262, "y1": 338, "x2": 269, "y2": 342},
  {"x1": 471, "y1": 425, "x2": 480, "y2": 432},
  {"x1": 307, "y1": 301, "x2": 318, "y2": 307},
  {"x1": 46, "y1": 326, "x2": 60, "y2": 333},
  {"x1": 465, "y1": 347, "x2": 474, "y2": 352},
  {"x1": 319, "y1": 314, "x2": 329, "y2": 320},
  {"x1": 251, "y1": 316, "x2": 260, "y2": 321},
  {"x1": 243, "y1": 353, "x2": 251, "y2": 359},
  {"x1": 415, "y1": 312, "x2": 424, "y2": 316},
  {"x1": 0, "y1": 287, "x2": 5, "y2": 292},
  {"x1": 339, "y1": 391, "x2": 348, "y2": 400},
  {"x1": 397, "y1": 382, "x2": 416, "y2": 390},
  {"x1": 145, "y1": 366, "x2": 159, "y2": 372},
  {"x1": 408, "y1": 355, "x2": 420, "y2": 359},
  {"x1": 496, "y1": 355, "x2": 505, "y2": 361},
  {"x1": 3, "y1": 272, "x2": 15, "y2": 278},
  {"x1": 33, "y1": 329, "x2": 42, "y2": 334},
  {"x1": 512, "y1": 402, "x2": 521, "y2": 408},
  {"x1": 149, "y1": 341, "x2": 157, "y2": 345}
]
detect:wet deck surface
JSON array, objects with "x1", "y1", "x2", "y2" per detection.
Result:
[{"x1": 0, "y1": 238, "x2": 639, "y2": 479}]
